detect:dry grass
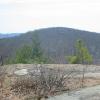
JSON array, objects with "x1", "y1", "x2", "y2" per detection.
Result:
[{"x1": 0, "y1": 64, "x2": 100, "y2": 100}]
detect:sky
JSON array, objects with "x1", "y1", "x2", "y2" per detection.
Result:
[{"x1": 0, "y1": 0, "x2": 100, "y2": 33}]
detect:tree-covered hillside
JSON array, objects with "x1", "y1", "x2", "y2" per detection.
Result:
[{"x1": 0, "y1": 27, "x2": 100, "y2": 64}]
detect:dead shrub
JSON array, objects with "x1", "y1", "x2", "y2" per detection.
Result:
[
  {"x1": 0, "y1": 66, "x2": 7, "y2": 88},
  {"x1": 11, "y1": 76, "x2": 36, "y2": 95},
  {"x1": 10, "y1": 64, "x2": 76, "y2": 99}
]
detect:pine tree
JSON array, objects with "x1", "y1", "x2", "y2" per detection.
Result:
[
  {"x1": 14, "y1": 33, "x2": 50, "y2": 64},
  {"x1": 15, "y1": 45, "x2": 32, "y2": 63},
  {"x1": 67, "y1": 39, "x2": 93, "y2": 64}
]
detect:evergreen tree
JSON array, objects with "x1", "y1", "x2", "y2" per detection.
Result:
[
  {"x1": 13, "y1": 33, "x2": 50, "y2": 64},
  {"x1": 67, "y1": 39, "x2": 93, "y2": 64},
  {"x1": 15, "y1": 45, "x2": 32, "y2": 63}
]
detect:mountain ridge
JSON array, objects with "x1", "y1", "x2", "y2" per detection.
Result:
[
  {"x1": 0, "y1": 27, "x2": 100, "y2": 64},
  {"x1": 0, "y1": 33, "x2": 21, "y2": 39}
]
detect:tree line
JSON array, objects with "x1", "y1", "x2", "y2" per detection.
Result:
[{"x1": 6, "y1": 34, "x2": 93, "y2": 64}]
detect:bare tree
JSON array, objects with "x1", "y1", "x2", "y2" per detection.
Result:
[
  {"x1": 81, "y1": 65, "x2": 87, "y2": 88},
  {"x1": 0, "y1": 56, "x2": 3, "y2": 66}
]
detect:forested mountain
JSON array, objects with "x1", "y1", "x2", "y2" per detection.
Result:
[{"x1": 0, "y1": 27, "x2": 100, "y2": 64}]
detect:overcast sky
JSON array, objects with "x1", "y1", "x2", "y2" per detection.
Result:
[{"x1": 0, "y1": 0, "x2": 100, "y2": 33}]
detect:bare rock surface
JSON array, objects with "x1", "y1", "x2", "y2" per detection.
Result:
[
  {"x1": 48, "y1": 85, "x2": 100, "y2": 100},
  {"x1": 3, "y1": 64, "x2": 100, "y2": 77}
]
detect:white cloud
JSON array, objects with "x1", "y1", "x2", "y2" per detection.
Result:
[
  {"x1": 0, "y1": 0, "x2": 13, "y2": 4},
  {"x1": 0, "y1": 0, "x2": 100, "y2": 33}
]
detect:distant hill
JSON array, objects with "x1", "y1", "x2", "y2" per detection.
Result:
[
  {"x1": 0, "y1": 33, "x2": 21, "y2": 39},
  {"x1": 0, "y1": 27, "x2": 100, "y2": 64}
]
